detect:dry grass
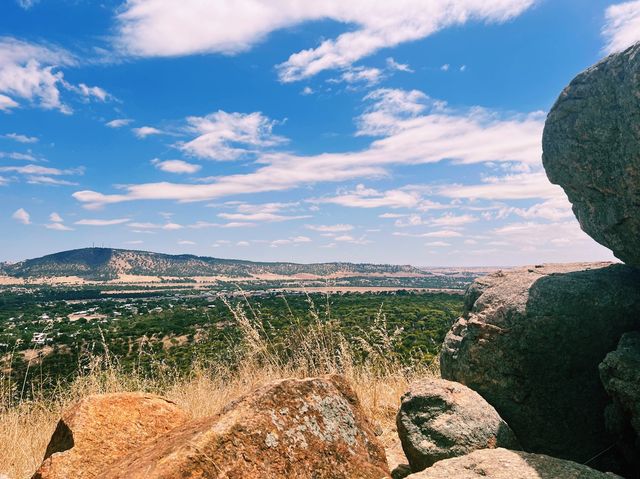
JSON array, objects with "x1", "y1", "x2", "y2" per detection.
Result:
[{"x1": 0, "y1": 294, "x2": 438, "y2": 479}]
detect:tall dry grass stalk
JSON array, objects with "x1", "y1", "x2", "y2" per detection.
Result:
[{"x1": 0, "y1": 294, "x2": 438, "y2": 479}]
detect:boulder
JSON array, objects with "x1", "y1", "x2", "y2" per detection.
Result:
[
  {"x1": 397, "y1": 378, "x2": 519, "y2": 472},
  {"x1": 440, "y1": 263, "x2": 640, "y2": 470},
  {"x1": 32, "y1": 392, "x2": 188, "y2": 479},
  {"x1": 600, "y1": 331, "x2": 640, "y2": 470},
  {"x1": 404, "y1": 448, "x2": 623, "y2": 479},
  {"x1": 542, "y1": 42, "x2": 640, "y2": 267},
  {"x1": 101, "y1": 375, "x2": 390, "y2": 478}
]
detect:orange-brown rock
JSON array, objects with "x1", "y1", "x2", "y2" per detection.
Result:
[
  {"x1": 102, "y1": 375, "x2": 390, "y2": 478},
  {"x1": 32, "y1": 392, "x2": 188, "y2": 479}
]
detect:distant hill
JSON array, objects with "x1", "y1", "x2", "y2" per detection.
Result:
[{"x1": 0, "y1": 248, "x2": 425, "y2": 281}]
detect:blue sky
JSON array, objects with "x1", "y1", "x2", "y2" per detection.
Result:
[{"x1": 1, "y1": 0, "x2": 639, "y2": 266}]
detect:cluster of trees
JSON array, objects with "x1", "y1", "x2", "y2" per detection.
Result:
[{"x1": 0, "y1": 289, "x2": 464, "y2": 399}]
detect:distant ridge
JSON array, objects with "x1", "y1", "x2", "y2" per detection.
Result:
[{"x1": 0, "y1": 248, "x2": 424, "y2": 281}]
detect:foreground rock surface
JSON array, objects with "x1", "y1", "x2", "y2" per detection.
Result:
[
  {"x1": 600, "y1": 331, "x2": 640, "y2": 470},
  {"x1": 405, "y1": 448, "x2": 623, "y2": 479},
  {"x1": 101, "y1": 375, "x2": 390, "y2": 478},
  {"x1": 33, "y1": 393, "x2": 188, "y2": 479},
  {"x1": 440, "y1": 263, "x2": 640, "y2": 469},
  {"x1": 397, "y1": 378, "x2": 519, "y2": 472},
  {"x1": 542, "y1": 42, "x2": 640, "y2": 267}
]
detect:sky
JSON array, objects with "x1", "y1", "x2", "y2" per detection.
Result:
[{"x1": 1, "y1": 0, "x2": 639, "y2": 266}]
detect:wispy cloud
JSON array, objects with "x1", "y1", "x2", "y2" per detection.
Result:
[
  {"x1": 305, "y1": 224, "x2": 353, "y2": 233},
  {"x1": 114, "y1": 0, "x2": 536, "y2": 82},
  {"x1": 75, "y1": 218, "x2": 130, "y2": 226},
  {"x1": 12, "y1": 207, "x2": 30, "y2": 224},
  {"x1": 386, "y1": 57, "x2": 413, "y2": 73},
  {"x1": 73, "y1": 88, "x2": 544, "y2": 208},
  {"x1": 0, "y1": 37, "x2": 106, "y2": 113},
  {"x1": 132, "y1": 126, "x2": 163, "y2": 138},
  {"x1": 3, "y1": 132, "x2": 38, "y2": 143},
  {"x1": 178, "y1": 110, "x2": 286, "y2": 161},
  {"x1": 151, "y1": 159, "x2": 201, "y2": 174},
  {"x1": 106, "y1": 118, "x2": 133, "y2": 128},
  {"x1": 602, "y1": 1, "x2": 640, "y2": 53}
]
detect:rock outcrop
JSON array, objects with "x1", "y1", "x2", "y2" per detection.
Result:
[
  {"x1": 600, "y1": 331, "x2": 640, "y2": 471},
  {"x1": 100, "y1": 375, "x2": 389, "y2": 478},
  {"x1": 397, "y1": 378, "x2": 519, "y2": 472},
  {"x1": 542, "y1": 42, "x2": 640, "y2": 267},
  {"x1": 32, "y1": 393, "x2": 188, "y2": 479},
  {"x1": 440, "y1": 262, "x2": 640, "y2": 469},
  {"x1": 404, "y1": 448, "x2": 623, "y2": 479}
]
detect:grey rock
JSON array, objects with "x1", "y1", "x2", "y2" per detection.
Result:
[
  {"x1": 405, "y1": 448, "x2": 623, "y2": 479},
  {"x1": 397, "y1": 378, "x2": 519, "y2": 472},
  {"x1": 440, "y1": 263, "x2": 640, "y2": 471},
  {"x1": 542, "y1": 43, "x2": 640, "y2": 267},
  {"x1": 600, "y1": 331, "x2": 640, "y2": 470}
]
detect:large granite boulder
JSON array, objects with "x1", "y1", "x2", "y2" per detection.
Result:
[
  {"x1": 440, "y1": 263, "x2": 640, "y2": 471},
  {"x1": 397, "y1": 378, "x2": 519, "y2": 472},
  {"x1": 32, "y1": 393, "x2": 189, "y2": 479},
  {"x1": 102, "y1": 375, "x2": 390, "y2": 478},
  {"x1": 600, "y1": 331, "x2": 640, "y2": 471},
  {"x1": 542, "y1": 42, "x2": 640, "y2": 267},
  {"x1": 404, "y1": 448, "x2": 623, "y2": 479}
]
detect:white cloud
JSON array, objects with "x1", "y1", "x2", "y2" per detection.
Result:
[
  {"x1": 338, "y1": 66, "x2": 383, "y2": 85},
  {"x1": 270, "y1": 235, "x2": 312, "y2": 247},
  {"x1": 114, "y1": 0, "x2": 536, "y2": 81},
  {"x1": 305, "y1": 224, "x2": 353, "y2": 233},
  {"x1": 133, "y1": 126, "x2": 163, "y2": 138},
  {"x1": 12, "y1": 207, "x2": 30, "y2": 224},
  {"x1": 316, "y1": 184, "x2": 424, "y2": 209},
  {"x1": 26, "y1": 175, "x2": 78, "y2": 186},
  {"x1": 4, "y1": 132, "x2": 38, "y2": 143},
  {"x1": 357, "y1": 88, "x2": 430, "y2": 136},
  {"x1": 128, "y1": 221, "x2": 184, "y2": 230},
  {"x1": 426, "y1": 241, "x2": 450, "y2": 247},
  {"x1": 0, "y1": 37, "x2": 106, "y2": 114},
  {"x1": 0, "y1": 164, "x2": 82, "y2": 186},
  {"x1": 386, "y1": 57, "x2": 413, "y2": 73},
  {"x1": 178, "y1": 110, "x2": 286, "y2": 161},
  {"x1": 0, "y1": 164, "x2": 78, "y2": 176},
  {"x1": 441, "y1": 172, "x2": 562, "y2": 200},
  {"x1": 73, "y1": 89, "x2": 545, "y2": 208},
  {"x1": 429, "y1": 213, "x2": 477, "y2": 227},
  {"x1": 301, "y1": 86, "x2": 313, "y2": 95},
  {"x1": 236, "y1": 241, "x2": 250, "y2": 247},
  {"x1": 125, "y1": 240, "x2": 144, "y2": 245},
  {"x1": 49, "y1": 212, "x2": 63, "y2": 223},
  {"x1": 178, "y1": 240, "x2": 196, "y2": 245},
  {"x1": 441, "y1": 63, "x2": 450, "y2": 71},
  {"x1": 46, "y1": 222, "x2": 73, "y2": 231},
  {"x1": 0, "y1": 94, "x2": 18, "y2": 111},
  {"x1": 394, "y1": 229, "x2": 463, "y2": 238},
  {"x1": 45, "y1": 212, "x2": 73, "y2": 230},
  {"x1": 76, "y1": 83, "x2": 108, "y2": 101},
  {"x1": 0, "y1": 37, "x2": 74, "y2": 113},
  {"x1": 106, "y1": 118, "x2": 133, "y2": 128},
  {"x1": 0, "y1": 151, "x2": 37, "y2": 161},
  {"x1": 17, "y1": 0, "x2": 39, "y2": 9},
  {"x1": 492, "y1": 220, "x2": 593, "y2": 248},
  {"x1": 218, "y1": 212, "x2": 310, "y2": 223},
  {"x1": 151, "y1": 159, "x2": 201, "y2": 174},
  {"x1": 603, "y1": 1, "x2": 640, "y2": 54},
  {"x1": 75, "y1": 218, "x2": 130, "y2": 226}
]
